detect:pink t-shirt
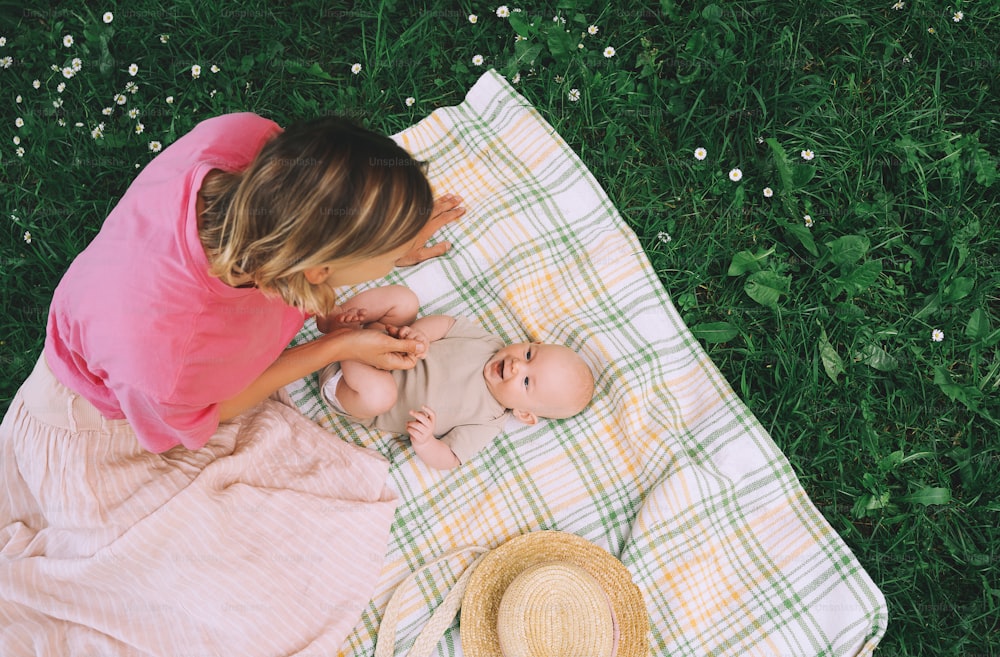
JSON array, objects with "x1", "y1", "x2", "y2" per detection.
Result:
[{"x1": 45, "y1": 113, "x2": 307, "y2": 453}]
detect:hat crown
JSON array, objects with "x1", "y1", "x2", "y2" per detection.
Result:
[{"x1": 496, "y1": 561, "x2": 616, "y2": 657}]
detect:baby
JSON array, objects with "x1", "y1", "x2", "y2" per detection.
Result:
[{"x1": 316, "y1": 286, "x2": 594, "y2": 470}]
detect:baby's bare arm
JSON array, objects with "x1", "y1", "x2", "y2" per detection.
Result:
[
  {"x1": 407, "y1": 406, "x2": 461, "y2": 470},
  {"x1": 408, "y1": 315, "x2": 456, "y2": 343}
]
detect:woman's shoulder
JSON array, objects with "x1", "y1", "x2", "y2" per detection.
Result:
[{"x1": 190, "y1": 112, "x2": 282, "y2": 139}]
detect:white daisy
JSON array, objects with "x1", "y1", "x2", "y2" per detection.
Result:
[
  {"x1": 351, "y1": 62, "x2": 362, "y2": 74},
  {"x1": 405, "y1": 96, "x2": 415, "y2": 106},
  {"x1": 603, "y1": 46, "x2": 616, "y2": 58},
  {"x1": 211, "y1": 64, "x2": 220, "y2": 73},
  {"x1": 804, "y1": 214, "x2": 814, "y2": 227},
  {"x1": 166, "y1": 96, "x2": 174, "y2": 104},
  {"x1": 469, "y1": 14, "x2": 478, "y2": 23},
  {"x1": 71, "y1": 57, "x2": 82, "y2": 71},
  {"x1": 588, "y1": 25, "x2": 599, "y2": 35},
  {"x1": 160, "y1": 34, "x2": 170, "y2": 43},
  {"x1": 1, "y1": 56, "x2": 12, "y2": 69},
  {"x1": 931, "y1": 328, "x2": 944, "y2": 342},
  {"x1": 57, "y1": 82, "x2": 66, "y2": 93},
  {"x1": 952, "y1": 11, "x2": 963, "y2": 22},
  {"x1": 128, "y1": 108, "x2": 140, "y2": 118},
  {"x1": 128, "y1": 63, "x2": 138, "y2": 76},
  {"x1": 14, "y1": 117, "x2": 23, "y2": 127},
  {"x1": 23, "y1": 230, "x2": 31, "y2": 243},
  {"x1": 694, "y1": 147, "x2": 707, "y2": 161},
  {"x1": 728, "y1": 168, "x2": 743, "y2": 182},
  {"x1": 763, "y1": 187, "x2": 774, "y2": 197},
  {"x1": 103, "y1": 12, "x2": 114, "y2": 23},
  {"x1": 472, "y1": 54, "x2": 484, "y2": 66},
  {"x1": 568, "y1": 88, "x2": 581, "y2": 102},
  {"x1": 801, "y1": 149, "x2": 815, "y2": 160},
  {"x1": 16, "y1": 146, "x2": 25, "y2": 157},
  {"x1": 149, "y1": 141, "x2": 162, "y2": 152},
  {"x1": 61, "y1": 66, "x2": 75, "y2": 79},
  {"x1": 135, "y1": 122, "x2": 145, "y2": 134},
  {"x1": 13, "y1": 135, "x2": 20, "y2": 145},
  {"x1": 496, "y1": 6, "x2": 510, "y2": 18},
  {"x1": 33, "y1": 79, "x2": 41, "y2": 89},
  {"x1": 102, "y1": 107, "x2": 113, "y2": 116},
  {"x1": 191, "y1": 64, "x2": 201, "y2": 78},
  {"x1": 63, "y1": 35, "x2": 73, "y2": 47},
  {"x1": 114, "y1": 93, "x2": 127, "y2": 105}
]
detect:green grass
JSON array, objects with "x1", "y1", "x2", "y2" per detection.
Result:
[{"x1": 2, "y1": 1, "x2": 998, "y2": 655}]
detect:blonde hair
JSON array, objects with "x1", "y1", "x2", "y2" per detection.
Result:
[{"x1": 198, "y1": 116, "x2": 433, "y2": 315}]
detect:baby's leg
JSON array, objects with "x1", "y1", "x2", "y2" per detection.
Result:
[
  {"x1": 334, "y1": 360, "x2": 398, "y2": 419},
  {"x1": 323, "y1": 285, "x2": 419, "y2": 332}
]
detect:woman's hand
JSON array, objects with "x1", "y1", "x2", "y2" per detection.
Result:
[
  {"x1": 385, "y1": 324, "x2": 430, "y2": 359},
  {"x1": 331, "y1": 327, "x2": 426, "y2": 371},
  {"x1": 395, "y1": 194, "x2": 466, "y2": 266}
]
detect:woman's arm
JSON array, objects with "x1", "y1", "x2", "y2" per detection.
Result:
[{"x1": 217, "y1": 329, "x2": 425, "y2": 421}]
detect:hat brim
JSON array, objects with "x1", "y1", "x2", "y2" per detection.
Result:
[{"x1": 460, "y1": 531, "x2": 649, "y2": 657}]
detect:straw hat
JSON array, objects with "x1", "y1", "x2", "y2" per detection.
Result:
[{"x1": 460, "y1": 531, "x2": 649, "y2": 657}]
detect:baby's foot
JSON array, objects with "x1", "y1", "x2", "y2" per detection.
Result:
[{"x1": 325, "y1": 307, "x2": 368, "y2": 331}]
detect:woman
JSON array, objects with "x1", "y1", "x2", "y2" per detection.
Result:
[
  {"x1": 32, "y1": 112, "x2": 463, "y2": 452},
  {"x1": 0, "y1": 112, "x2": 464, "y2": 655}
]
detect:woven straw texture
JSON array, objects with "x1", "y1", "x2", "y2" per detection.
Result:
[
  {"x1": 285, "y1": 70, "x2": 888, "y2": 657},
  {"x1": 461, "y1": 531, "x2": 646, "y2": 657}
]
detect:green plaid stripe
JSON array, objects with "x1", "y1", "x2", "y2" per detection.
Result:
[{"x1": 283, "y1": 70, "x2": 887, "y2": 657}]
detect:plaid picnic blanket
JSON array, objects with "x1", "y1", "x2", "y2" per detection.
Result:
[{"x1": 287, "y1": 70, "x2": 888, "y2": 657}]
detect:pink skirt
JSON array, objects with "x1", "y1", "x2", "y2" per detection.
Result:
[{"x1": 0, "y1": 355, "x2": 398, "y2": 656}]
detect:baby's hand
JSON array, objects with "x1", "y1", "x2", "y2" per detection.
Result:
[
  {"x1": 406, "y1": 406, "x2": 436, "y2": 444},
  {"x1": 386, "y1": 325, "x2": 430, "y2": 358}
]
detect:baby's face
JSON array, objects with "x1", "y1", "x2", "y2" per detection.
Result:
[{"x1": 482, "y1": 342, "x2": 586, "y2": 418}]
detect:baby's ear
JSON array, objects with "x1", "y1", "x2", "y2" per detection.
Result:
[{"x1": 512, "y1": 409, "x2": 538, "y2": 425}]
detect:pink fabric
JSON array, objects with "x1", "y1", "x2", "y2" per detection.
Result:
[
  {"x1": 0, "y1": 355, "x2": 399, "y2": 657},
  {"x1": 45, "y1": 113, "x2": 307, "y2": 453}
]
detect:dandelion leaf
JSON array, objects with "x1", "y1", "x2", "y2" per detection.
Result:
[
  {"x1": 785, "y1": 222, "x2": 819, "y2": 257},
  {"x1": 933, "y1": 366, "x2": 983, "y2": 413},
  {"x1": 507, "y1": 12, "x2": 535, "y2": 37},
  {"x1": 827, "y1": 234, "x2": 870, "y2": 266},
  {"x1": 791, "y1": 164, "x2": 815, "y2": 187},
  {"x1": 965, "y1": 308, "x2": 991, "y2": 340},
  {"x1": 727, "y1": 250, "x2": 765, "y2": 276},
  {"x1": 818, "y1": 327, "x2": 845, "y2": 383},
  {"x1": 691, "y1": 322, "x2": 740, "y2": 344},
  {"x1": 943, "y1": 276, "x2": 975, "y2": 303},
  {"x1": 858, "y1": 342, "x2": 898, "y2": 371},
  {"x1": 898, "y1": 487, "x2": 952, "y2": 507},
  {"x1": 839, "y1": 259, "x2": 882, "y2": 296},
  {"x1": 744, "y1": 270, "x2": 790, "y2": 309}
]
